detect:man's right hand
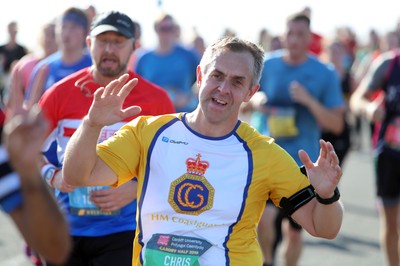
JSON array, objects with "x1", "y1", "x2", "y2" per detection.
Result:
[
  {"x1": 87, "y1": 74, "x2": 142, "y2": 127},
  {"x1": 62, "y1": 74, "x2": 141, "y2": 187}
]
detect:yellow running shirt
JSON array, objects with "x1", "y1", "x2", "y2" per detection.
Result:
[{"x1": 97, "y1": 113, "x2": 310, "y2": 266}]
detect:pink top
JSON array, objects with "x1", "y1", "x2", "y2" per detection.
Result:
[{"x1": 14, "y1": 54, "x2": 41, "y2": 91}]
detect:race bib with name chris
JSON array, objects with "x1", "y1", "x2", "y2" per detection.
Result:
[{"x1": 144, "y1": 233, "x2": 212, "y2": 266}]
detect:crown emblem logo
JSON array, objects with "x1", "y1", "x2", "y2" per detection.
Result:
[
  {"x1": 186, "y1": 154, "x2": 209, "y2": 176},
  {"x1": 169, "y1": 153, "x2": 214, "y2": 215}
]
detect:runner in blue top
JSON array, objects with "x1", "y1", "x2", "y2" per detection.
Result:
[
  {"x1": 25, "y1": 7, "x2": 92, "y2": 108},
  {"x1": 24, "y1": 7, "x2": 92, "y2": 168},
  {"x1": 260, "y1": 49, "x2": 344, "y2": 164},
  {"x1": 135, "y1": 13, "x2": 199, "y2": 112},
  {"x1": 256, "y1": 13, "x2": 345, "y2": 266}
]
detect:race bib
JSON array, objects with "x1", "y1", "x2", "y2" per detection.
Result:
[
  {"x1": 267, "y1": 107, "x2": 298, "y2": 138},
  {"x1": 144, "y1": 234, "x2": 212, "y2": 266},
  {"x1": 383, "y1": 117, "x2": 400, "y2": 150},
  {"x1": 69, "y1": 186, "x2": 120, "y2": 216}
]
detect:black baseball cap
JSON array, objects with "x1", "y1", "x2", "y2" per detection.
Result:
[{"x1": 90, "y1": 11, "x2": 135, "y2": 39}]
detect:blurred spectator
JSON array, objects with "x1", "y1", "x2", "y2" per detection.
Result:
[
  {"x1": 335, "y1": 26, "x2": 358, "y2": 70},
  {"x1": 350, "y1": 29, "x2": 384, "y2": 148},
  {"x1": 135, "y1": 12, "x2": 199, "y2": 112},
  {"x1": 301, "y1": 6, "x2": 323, "y2": 56},
  {"x1": 257, "y1": 13, "x2": 345, "y2": 266},
  {"x1": 239, "y1": 35, "x2": 282, "y2": 126},
  {"x1": 352, "y1": 30, "x2": 400, "y2": 148},
  {"x1": 258, "y1": 28, "x2": 271, "y2": 51},
  {"x1": 270, "y1": 35, "x2": 283, "y2": 51},
  {"x1": 321, "y1": 40, "x2": 354, "y2": 166},
  {"x1": 0, "y1": 21, "x2": 28, "y2": 103},
  {"x1": 24, "y1": 7, "x2": 91, "y2": 108},
  {"x1": 381, "y1": 31, "x2": 400, "y2": 52},
  {"x1": 7, "y1": 21, "x2": 58, "y2": 109},
  {"x1": 222, "y1": 27, "x2": 236, "y2": 38},
  {"x1": 128, "y1": 20, "x2": 146, "y2": 71},
  {"x1": 85, "y1": 5, "x2": 97, "y2": 26},
  {"x1": 352, "y1": 29, "x2": 382, "y2": 87},
  {"x1": 189, "y1": 27, "x2": 206, "y2": 58}
]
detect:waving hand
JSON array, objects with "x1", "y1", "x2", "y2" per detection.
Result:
[
  {"x1": 298, "y1": 139, "x2": 342, "y2": 198},
  {"x1": 87, "y1": 74, "x2": 142, "y2": 127}
]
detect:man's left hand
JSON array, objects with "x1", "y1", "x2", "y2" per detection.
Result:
[{"x1": 298, "y1": 139, "x2": 342, "y2": 199}]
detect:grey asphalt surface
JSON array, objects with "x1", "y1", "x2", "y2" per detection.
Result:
[{"x1": 0, "y1": 125, "x2": 385, "y2": 266}]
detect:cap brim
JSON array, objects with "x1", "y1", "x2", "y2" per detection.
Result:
[{"x1": 90, "y1": 25, "x2": 133, "y2": 38}]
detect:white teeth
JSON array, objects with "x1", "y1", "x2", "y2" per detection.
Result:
[{"x1": 215, "y1": 98, "x2": 227, "y2": 105}]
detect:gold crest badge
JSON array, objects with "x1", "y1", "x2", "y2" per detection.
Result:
[{"x1": 168, "y1": 154, "x2": 215, "y2": 216}]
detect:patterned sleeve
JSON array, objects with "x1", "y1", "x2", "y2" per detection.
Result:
[{"x1": 0, "y1": 146, "x2": 22, "y2": 213}]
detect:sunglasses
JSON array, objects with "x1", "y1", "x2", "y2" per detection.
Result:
[{"x1": 158, "y1": 25, "x2": 175, "y2": 32}]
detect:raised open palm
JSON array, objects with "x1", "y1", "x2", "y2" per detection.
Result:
[
  {"x1": 87, "y1": 74, "x2": 142, "y2": 127},
  {"x1": 298, "y1": 139, "x2": 342, "y2": 198}
]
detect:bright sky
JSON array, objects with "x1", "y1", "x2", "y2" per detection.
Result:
[{"x1": 1, "y1": 0, "x2": 399, "y2": 53}]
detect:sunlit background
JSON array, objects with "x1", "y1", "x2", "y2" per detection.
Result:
[{"x1": 1, "y1": 0, "x2": 399, "y2": 53}]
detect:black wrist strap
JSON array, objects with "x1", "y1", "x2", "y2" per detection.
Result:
[{"x1": 315, "y1": 187, "x2": 340, "y2": 205}]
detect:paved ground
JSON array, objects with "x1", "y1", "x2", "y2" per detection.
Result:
[{"x1": 0, "y1": 125, "x2": 386, "y2": 266}]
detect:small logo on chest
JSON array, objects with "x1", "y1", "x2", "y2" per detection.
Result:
[{"x1": 168, "y1": 154, "x2": 215, "y2": 216}]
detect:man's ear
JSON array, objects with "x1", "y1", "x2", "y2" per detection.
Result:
[
  {"x1": 244, "y1": 84, "x2": 260, "y2": 102},
  {"x1": 196, "y1": 65, "x2": 202, "y2": 88},
  {"x1": 133, "y1": 39, "x2": 137, "y2": 50},
  {"x1": 86, "y1": 36, "x2": 91, "y2": 48}
]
